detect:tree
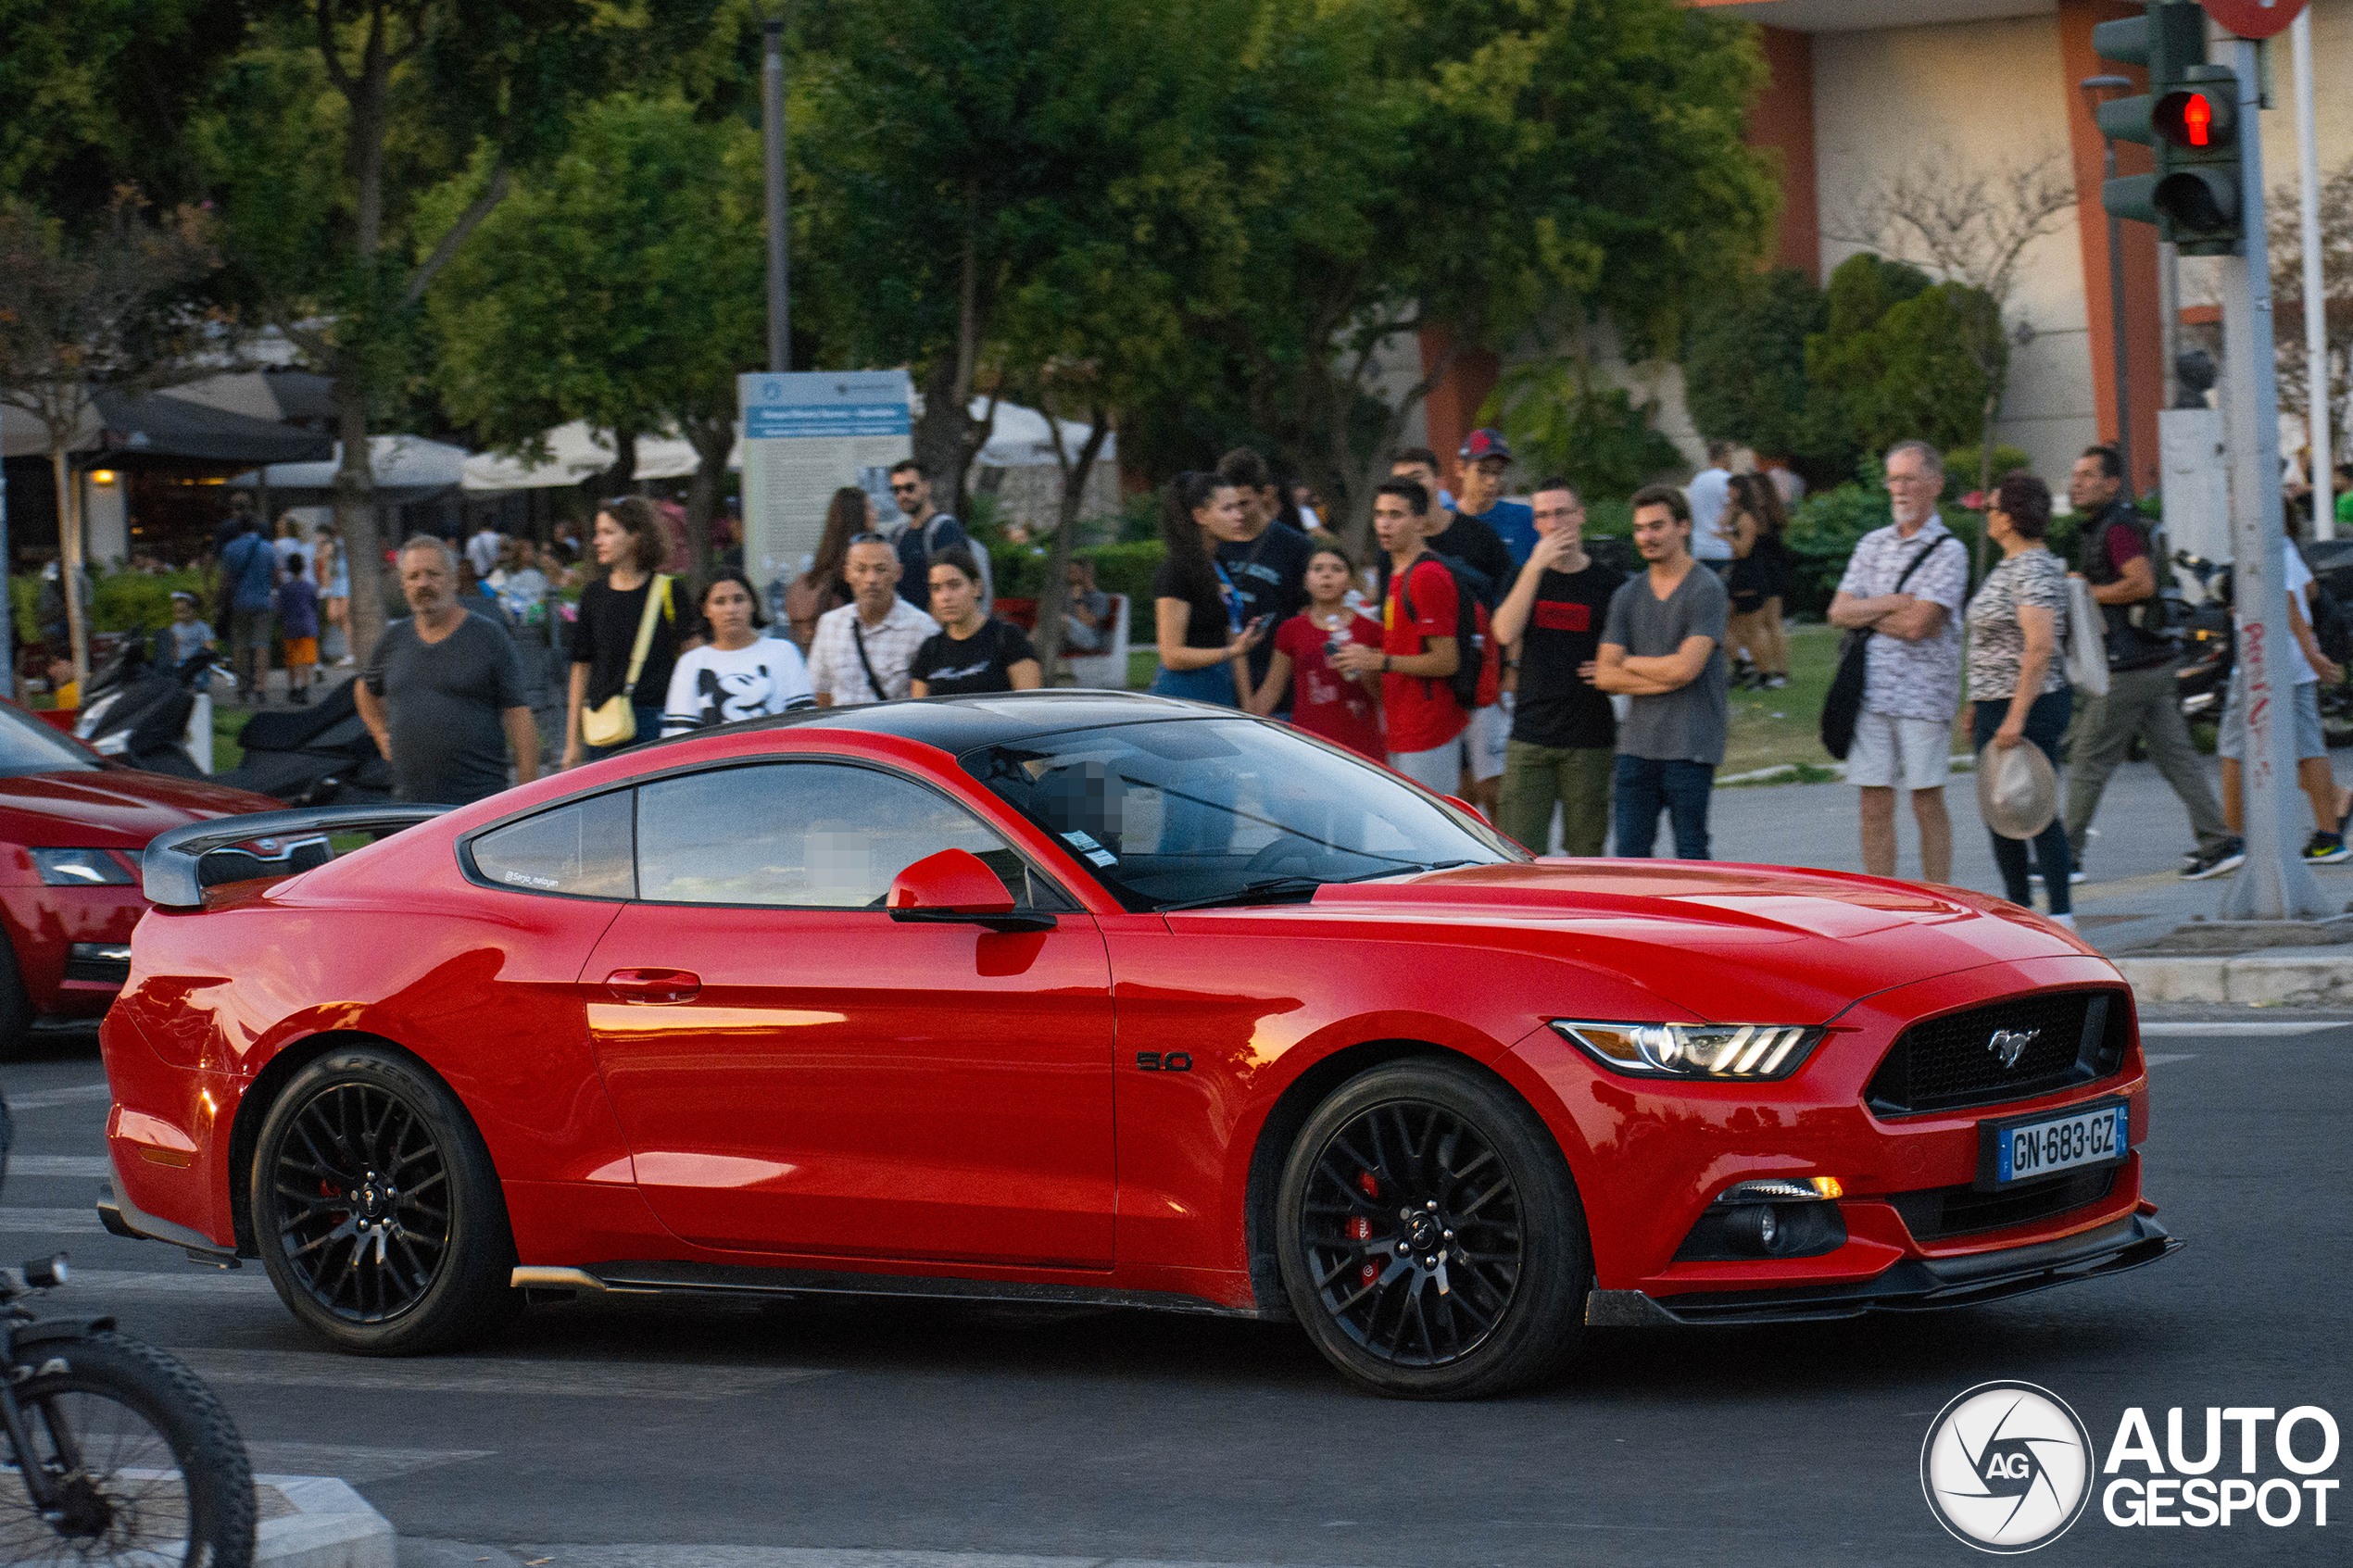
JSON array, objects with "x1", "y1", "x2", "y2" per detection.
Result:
[
  {"x1": 1807, "y1": 255, "x2": 2003, "y2": 458},
  {"x1": 0, "y1": 192, "x2": 219, "y2": 678},
  {"x1": 1681, "y1": 267, "x2": 1851, "y2": 491},
  {"x1": 2270, "y1": 158, "x2": 2353, "y2": 476},
  {"x1": 422, "y1": 94, "x2": 766, "y2": 582},
  {"x1": 1202, "y1": 0, "x2": 1778, "y2": 550},
  {"x1": 1482, "y1": 361, "x2": 1683, "y2": 505},
  {"x1": 1829, "y1": 148, "x2": 2074, "y2": 571}
]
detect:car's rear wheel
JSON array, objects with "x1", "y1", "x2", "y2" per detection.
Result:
[
  {"x1": 250, "y1": 1046, "x2": 518, "y2": 1355},
  {"x1": 1275, "y1": 1059, "x2": 1588, "y2": 1399}
]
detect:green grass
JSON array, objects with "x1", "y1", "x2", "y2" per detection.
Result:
[{"x1": 1718, "y1": 622, "x2": 1842, "y2": 777}]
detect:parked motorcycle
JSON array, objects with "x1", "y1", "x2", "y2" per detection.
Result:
[
  {"x1": 2169, "y1": 547, "x2": 2353, "y2": 747},
  {"x1": 214, "y1": 675, "x2": 393, "y2": 808},
  {"x1": 69, "y1": 638, "x2": 220, "y2": 779}
]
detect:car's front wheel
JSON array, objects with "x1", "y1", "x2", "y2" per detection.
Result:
[
  {"x1": 1276, "y1": 1058, "x2": 1588, "y2": 1399},
  {"x1": 250, "y1": 1045, "x2": 518, "y2": 1355}
]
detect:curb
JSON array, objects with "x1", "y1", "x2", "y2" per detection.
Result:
[
  {"x1": 2114, "y1": 954, "x2": 2353, "y2": 1007},
  {"x1": 256, "y1": 1474, "x2": 396, "y2": 1568},
  {"x1": 1717, "y1": 752, "x2": 1976, "y2": 788}
]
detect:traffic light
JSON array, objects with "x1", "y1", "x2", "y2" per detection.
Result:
[{"x1": 2093, "y1": 2, "x2": 2246, "y2": 255}]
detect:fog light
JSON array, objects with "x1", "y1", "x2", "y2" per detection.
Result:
[{"x1": 1721, "y1": 1205, "x2": 1780, "y2": 1255}]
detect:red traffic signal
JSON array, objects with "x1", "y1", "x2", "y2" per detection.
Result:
[{"x1": 2155, "y1": 88, "x2": 2235, "y2": 149}]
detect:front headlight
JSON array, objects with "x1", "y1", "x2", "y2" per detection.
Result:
[
  {"x1": 31, "y1": 848, "x2": 135, "y2": 887},
  {"x1": 1551, "y1": 1020, "x2": 1825, "y2": 1081}
]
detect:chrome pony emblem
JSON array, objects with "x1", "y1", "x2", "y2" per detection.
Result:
[{"x1": 1986, "y1": 1028, "x2": 2040, "y2": 1070}]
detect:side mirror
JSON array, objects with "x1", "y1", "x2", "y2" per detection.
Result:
[{"x1": 887, "y1": 848, "x2": 1053, "y2": 932}]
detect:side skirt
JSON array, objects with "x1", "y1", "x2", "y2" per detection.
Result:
[{"x1": 510, "y1": 1261, "x2": 1267, "y2": 1319}]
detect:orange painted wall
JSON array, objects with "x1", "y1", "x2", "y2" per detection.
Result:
[
  {"x1": 2057, "y1": 0, "x2": 2166, "y2": 495},
  {"x1": 1417, "y1": 327, "x2": 1501, "y2": 485},
  {"x1": 1750, "y1": 25, "x2": 1819, "y2": 280}
]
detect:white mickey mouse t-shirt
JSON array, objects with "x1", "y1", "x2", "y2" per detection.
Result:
[{"x1": 661, "y1": 636, "x2": 816, "y2": 735}]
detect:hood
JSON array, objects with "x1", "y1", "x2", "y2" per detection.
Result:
[
  {"x1": 0, "y1": 769, "x2": 285, "y2": 849},
  {"x1": 1307, "y1": 859, "x2": 2100, "y2": 1024}
]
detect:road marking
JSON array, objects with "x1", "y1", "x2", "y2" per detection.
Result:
[
  {"x1": 7, "y1": 1155, "x2": 113, "y2": 1177},
  {"x1": 507, "y1": 1552, "x2": 1371, "y2": 1568},
  {"x1": 171, "y1": 1347, "x2": 832, "y2": 1400},
  {"x1": 245, "y1": 1439, "x2": 495, "y2": 1482},
  {"x1": 2140, "y1": 1021, "x2": 2342, "y2": 1036},
  {"x1": 51, "y1": 1268, "x2": 272, "y2": 1298},
  {"x1": 2143, "y1": 1053, "x2": 2197, "y2": 1066},
  {"x1": 6, "y1": 1083, "x2": 112, "y2": 1110},
  {"x1": 0, "y1": 1207, "x2": 104, "y2": 1234}
]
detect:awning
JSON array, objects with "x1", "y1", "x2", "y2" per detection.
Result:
[
  {"x1": 82, "y1": 388, "x2": 333, "y2": 467},
  {"x1": 238, "y1": 434, "x2": 471, "y2": 493},
  {"x1": 460, "y1": 420, "x2": 740, "y2": 491}
]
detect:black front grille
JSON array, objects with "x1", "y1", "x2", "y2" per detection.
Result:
[
  {"x1": 1887, "y1": 1167, "x2": 2117, "y2": 1241},
  {"x1": 1867, "y1": 988, "x2": 2126, "y2": 1115}
]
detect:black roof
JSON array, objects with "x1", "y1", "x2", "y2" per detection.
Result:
[{"x1": 647, "y1": 690, "x2": 1236, "y2": 759}]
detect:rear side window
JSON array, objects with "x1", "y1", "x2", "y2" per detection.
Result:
[{"x1": 471, "y1": 791, "x2": 635, "y2": 899}]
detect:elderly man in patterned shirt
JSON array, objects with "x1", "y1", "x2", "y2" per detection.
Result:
[
  {"x1": 1828, "y1": 440, "x2": 1970, "y2": 884},
  {"x1": 806, "y1": 534, "x2": 940, "y2": 705}
]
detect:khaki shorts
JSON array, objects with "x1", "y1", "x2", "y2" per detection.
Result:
[{"x1": 1847, "y1": 709, "x2": 1952, "y2": 791}]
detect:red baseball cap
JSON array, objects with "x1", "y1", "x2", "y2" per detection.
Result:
[{"x1": 1460, "y1": 428, "x2": 1512, "y2": 463}]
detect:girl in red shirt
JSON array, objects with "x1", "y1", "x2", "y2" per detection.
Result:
[{"x1": 1249, "y1": 542, "x2": 1385, "y2": 760}]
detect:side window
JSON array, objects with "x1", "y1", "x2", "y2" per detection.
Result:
[
  {"x1": 471, "y1": 791, "x2": 635, "y2": 899},
  {"x1": 635, "y1": 762, "x2": 1056, "y2": 909}
]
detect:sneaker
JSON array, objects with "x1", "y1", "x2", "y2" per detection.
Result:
[
  {"x1": 1760, "y1": 673, "x2": 1789, "y2": 690},
  {"x1": 2028, "y1": 870, "x2": 2091, "y2": 885},
  {"x1": 2181, "y1": 839, "x2": 2246, "y2": 880},
  {"x1": 2304, "y1": 833, "x2": 2351, "y2": 864},
  {"x1": 2050, "y1": 912, "x2": 2077, "y2": 930}
]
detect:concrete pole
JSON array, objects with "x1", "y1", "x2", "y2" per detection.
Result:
[
  {"x1": 2218, "y1": 36, "x2": 2334, "y2": 922},
  {"x1": 2293, "y1": 9, "x2": 2331, "y2": 540},
  {"x1": 762, "y1": 17, "x2": 791, "y2": 375}
]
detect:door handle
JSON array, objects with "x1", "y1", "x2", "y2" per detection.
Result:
[{"x1": 604, "y1": 967, "x2": 701, "y2": 1004}]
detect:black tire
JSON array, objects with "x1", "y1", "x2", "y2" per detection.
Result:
[
  {"x1": 249, "y1": 1045, "x2": 518, "y2": 1355},
  {"x1": 1275, "y1": 1058, "x2": 1589, "y2": 1399},
  {"x1": 0, "y1": 1329, "x2": 257, "y2": 1566},
  {"x1": 0, "y1": 934, "x2": 33, "y2": 1061}
]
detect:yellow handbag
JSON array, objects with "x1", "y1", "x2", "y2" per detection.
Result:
[{"x1": 581, "y1": 574, "x2": 671, "y2": 748}]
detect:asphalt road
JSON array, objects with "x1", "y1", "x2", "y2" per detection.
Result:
[{"x1": 3, "y1": 1013, "x2": 2347, "y2": 1568}]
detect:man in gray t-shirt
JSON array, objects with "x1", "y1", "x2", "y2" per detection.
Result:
[
  {"x1": 357, "y1": 538, "x2": 539, "y2": 805},
  {"x1": 1592, "y1": 485, "x2": 1729, "y2": 859}
]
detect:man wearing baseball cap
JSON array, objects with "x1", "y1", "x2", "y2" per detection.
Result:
[{"x1": 1456, "y1": 429, "x2": 1538, "y2": 568}]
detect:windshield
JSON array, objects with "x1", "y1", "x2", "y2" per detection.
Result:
[
  {"x1": 0, "y1": 705, "x2": 99, "y2": 779},
  {"x1": 961, "y1": 718, "x2": 1524, "y2": 910}
]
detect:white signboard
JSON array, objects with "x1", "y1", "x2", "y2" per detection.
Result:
[{"x1": 739, "y1": 370, "x2": 914, "y2": 593}]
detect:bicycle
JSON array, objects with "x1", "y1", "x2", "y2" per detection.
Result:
[{"x1": 0, "y1": 1093, "x2": 257, "y2": 1565}]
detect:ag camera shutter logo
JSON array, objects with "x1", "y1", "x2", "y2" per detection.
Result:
[{"x1": 1921, "y1": 1382, "x2": 2095, "y2": 1552}]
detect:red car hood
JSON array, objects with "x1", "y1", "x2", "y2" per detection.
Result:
[
  {"x1": 1306, "y1": 859, "x2": 2104, "y2": 1024},
  {"x1": 0, "y1": 769, "x2": 283, "y2": 849}
]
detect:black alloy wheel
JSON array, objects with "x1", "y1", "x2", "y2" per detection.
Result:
[
  {"x1": 1277, "y1": 1060, "x2": 1588, "y2": 1399},
  {"x1": 252, "y1": 1046, "x2": 518, "y2": 1355}
]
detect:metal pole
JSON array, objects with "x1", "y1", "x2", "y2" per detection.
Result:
[
  {"x1": 2105, "y1": 138, "x2": 2135, "y2": 494},
  {"x1": 0, "y1": 457, "x2": 12, "y2": 702},
  {"x1": 2293, "y1": 9, "x2": 2332, "y2": 540},
  {"x1": 2217, "y1": 35, "x2": 2333, "y2": 923},
  {"x1": 761, "y1": 16, "x2": 791, "y2": 374},
  {"x1": 2158, "y1": 238, "x2": 2182, "y2": 411}
]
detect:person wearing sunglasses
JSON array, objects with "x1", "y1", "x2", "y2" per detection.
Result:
[{"x1": 886, "y1": 460, "x2": 975, "y2": 610}]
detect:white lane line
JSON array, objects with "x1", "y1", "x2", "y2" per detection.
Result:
[
  {"x1": 171, "y1": 1347, "x2": 831, "y2": 1399},
  {"x1": 512, "y1": 1552, "x2": 1369, "y2": 1568},
  {"x1": 2139, "y1": 1021, "x2": 2342, "y2": 1036},
  {"x1": 6, "y1": 1084, "x2": 112, "y2": 1110},
  {"x1": 244, "y1": 1440, "x2": 495, "y2": 1483},
  {"x1": 7, "y1": 1155, "x2": 112, "y2": 1177},
  {"x1": 0, "y1": 1207, "x2": 104, "y2": 1234},
  {"x1": 54, "y1": 1268, "x2": 272, "y2": 1297},
  {"x1": 2144, "y1": 1053, "x2": 2198, "y2": 1066}
]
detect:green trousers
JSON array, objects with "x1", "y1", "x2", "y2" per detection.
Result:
[{"x1": 1498, "y1": 740, "x2": 1614, "y2": 856}]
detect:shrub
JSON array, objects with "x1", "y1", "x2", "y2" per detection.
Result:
[
  {"x1": 1077, "y1": 541, "x2": 1166, "y2": 604},
  {"x1": 1484, "y1": 361, "x2": 1685, "y2": 504}
]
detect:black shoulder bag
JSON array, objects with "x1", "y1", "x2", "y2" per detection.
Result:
[
  {"x1": 849, "y1": 617, "x2": 888, "y2": 702},
  {"x1": 1820, "y1": 535, "x2": 1956, "y2": 761}
]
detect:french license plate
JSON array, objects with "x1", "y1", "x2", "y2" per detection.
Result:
[{"x1": 1980, "y1": 1098, "x2": 2130, "y2": 1189}]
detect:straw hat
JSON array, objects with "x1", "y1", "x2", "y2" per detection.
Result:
[{"x1": 1977, "y1": 739, "x2": 2057, "y2": 840}]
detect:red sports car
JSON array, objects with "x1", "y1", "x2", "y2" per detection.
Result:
[
  {"x1": 96, "y1": 693, "x2": 2177, "y2": 1399},
  {"x1": 0, "y1": 698, "x2": 304, "y2": 1054}
]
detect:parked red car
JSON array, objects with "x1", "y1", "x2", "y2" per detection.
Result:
[
  {"x1": 0, "y1": 699, "x2": 302, "y2": 1053},
  {"x1": 96, "y1": 693, "x2": 2176, "y2": 1398}
]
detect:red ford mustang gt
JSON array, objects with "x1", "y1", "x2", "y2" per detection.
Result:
[{"x1": 96, "y1": 692, "x2": 2176, "y2": 1398}]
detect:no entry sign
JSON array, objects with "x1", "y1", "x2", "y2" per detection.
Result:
[{"x1": 2201, "y1": 0, "x2": 2308, "y2": 40}]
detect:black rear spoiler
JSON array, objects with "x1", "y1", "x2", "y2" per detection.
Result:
[{"x1": 143, "y1": 804, "x2": 454, "y2": 910}]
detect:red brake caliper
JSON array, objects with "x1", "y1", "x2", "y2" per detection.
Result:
[{"x1": 1351, "y1": 1172, "x2": 1380, "y2": 1286}]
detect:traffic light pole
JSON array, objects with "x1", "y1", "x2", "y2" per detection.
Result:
[{"x1": 2213, "y1": 36, "x2": 2334, "y2": 922}]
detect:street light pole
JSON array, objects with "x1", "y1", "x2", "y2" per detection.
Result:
[
  {"x1": 762, "y1": 16, "x2": 791, "y2": 374},
  {"x1": 2082, "y1": 75, "x2": 2137, "y2": 494}
]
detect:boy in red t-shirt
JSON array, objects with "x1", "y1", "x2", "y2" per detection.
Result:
[
  {"x1": 1333, "y1": 480, "x2": 1464, "y2": 794},
  {"x1": 1250, "y1": 541, "x2": 1384, "y2": 759}
]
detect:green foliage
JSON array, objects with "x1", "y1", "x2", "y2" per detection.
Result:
[
  {"x1": 1780, "y1": 483, "x2": 1985, "y2": 616},
  {"x1": 1482, "y1": 362, "x2": 1684, "y2": 508},
  {"x1": 12, "y1": 570, "x2": 209, "y2": 640},
  {"x1": 1681, "y1": 267, "x2": 1850, "y2": 487},
  {"x1": 1943, "y1": 443, "x2": 2036, "y2": 494},
  {"x1": 1806, "y1": 255, "x2": 2003, "y2": 458},
  {"x1": 1076, "y1": 541, "x2": 1167, "y2": 606}
]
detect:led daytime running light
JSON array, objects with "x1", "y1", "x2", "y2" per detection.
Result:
[{"x1": 1551, "y1": 1021, "x2": 1824, "y2": 1081}]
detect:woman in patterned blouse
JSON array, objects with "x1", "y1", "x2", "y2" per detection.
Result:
[{"x1": 1964, "y1": 470, "x2": 2074, "y2": 924}]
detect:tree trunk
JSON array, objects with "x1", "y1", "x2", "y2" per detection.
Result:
[
  {"x1": 1030, "y1": 400, "x2": 1111, "y2": 676},
  {"x1": 912, "y1": 355, "x2": 991, "y2": 519},
  {"x1": 48, "y1": 444, "x2": 89, "y2": 684},
  {"x1": 332, "y1": 367, "x2": 386, "y2": 662},
  {"x1": 600, "y1": 427, "x2": 639, "y2": 499},
  {"x1": 682, "y1": 412, "x2": 732, "y2": 585}
]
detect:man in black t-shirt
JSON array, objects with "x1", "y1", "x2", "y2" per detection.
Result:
[
  {"x1": 1390, "y1": 449, "x2": 1513, "y2": 601},
  {"x1": 1491, "y1": 480, "x2": 1625, "y2": 855},
  {"x1": 1213, "y1": 448, "x2": 1311, "y2": 711}
]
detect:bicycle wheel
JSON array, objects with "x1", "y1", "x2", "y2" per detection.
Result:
[{"x1": 0, "y1": 1331, "x2": 256, "y2": 1566}]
